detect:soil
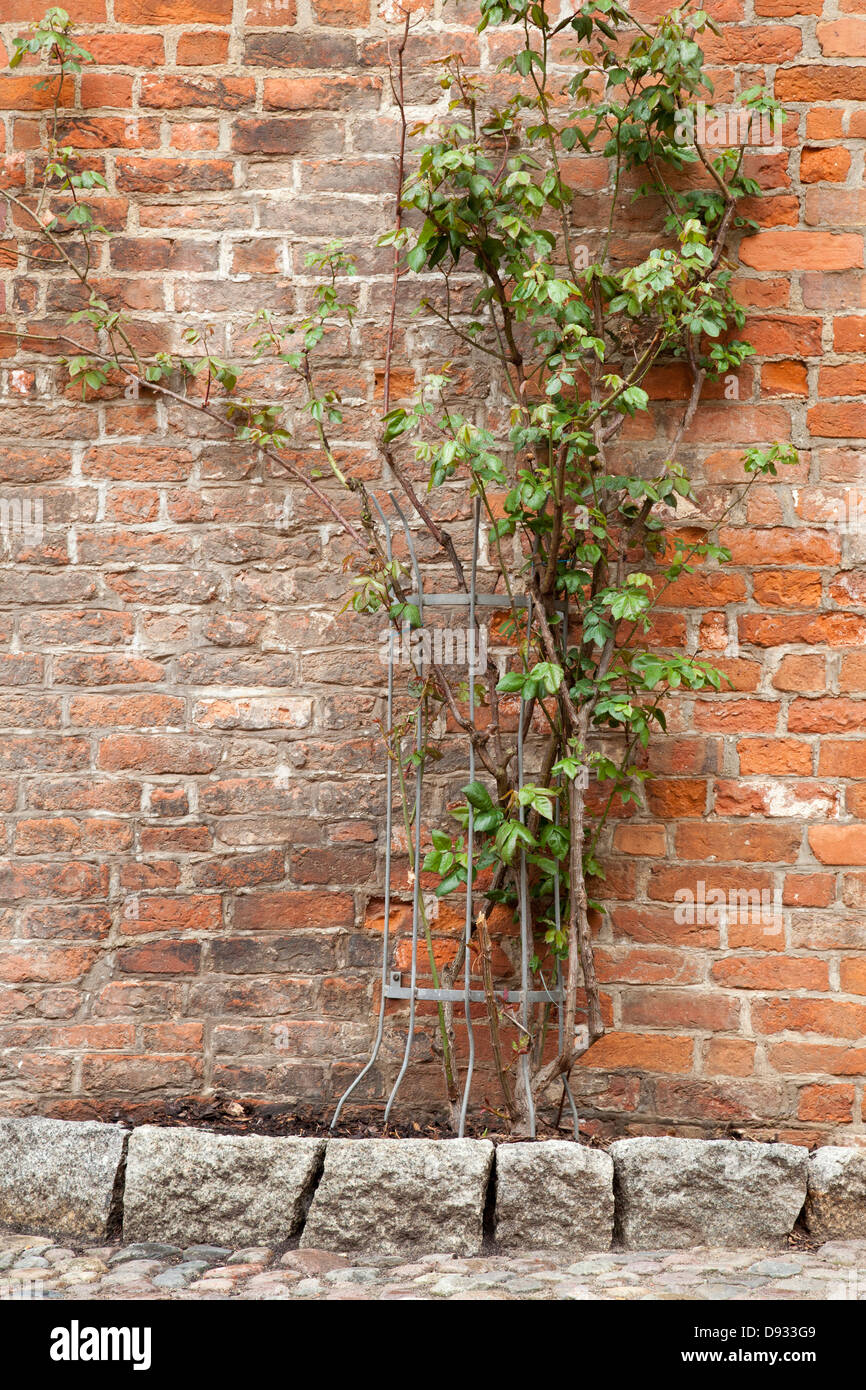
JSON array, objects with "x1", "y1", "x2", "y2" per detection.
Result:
[
  {"x1": 35, "y1": 1094, "x2": 816, "y2": 1151},
  {"x1": 44, "y1": 1093, "x2": 587, "y2": 1142}
]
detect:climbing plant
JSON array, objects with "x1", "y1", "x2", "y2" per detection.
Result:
[{"x1": 3, "y1": 4, "x2": 795, "y2": 1134}]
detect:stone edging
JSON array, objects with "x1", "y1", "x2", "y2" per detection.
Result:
[{"x1": 1, "y1": 1117, "x2": 864, "y2": 1254}]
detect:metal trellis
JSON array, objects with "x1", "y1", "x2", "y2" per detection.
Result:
[{"x1": 332, "y1": 497, "x2": 579, "y2": 1138}]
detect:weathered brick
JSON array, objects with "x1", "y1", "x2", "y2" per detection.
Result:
[
  {"x1": 115, "y1": 0, "x2": 232, "y2": 19},
  {"x1": 234, "y1": 891, "x2": 354, "y2": 930},
  {"x1": 578, "y1": 1033, "x2": 694, "y2": 1073},
  {"x1": 809, "y1": 827, "x2": 866, "y2": 866},
  {"x1": 117, "y1": 941, "x2": 201, "y2": 975},
  {"x1": 740, "y1": 230, "x2": 863, "y2": 271},
  {"x1": 232, "y1": 117, "x2": 345, "y2": 155},
  {"x1": 0, "y1": 0, "x2": 858, "y2": 1143},
  {"x1": 121, "y1": 896, "x2": 222, "y2": 935},
  {"x1": 140, "y1": 77, "x2": 255, "y2": 110},
  {"x1": 98, "y1": 736, "x2": 219, "y2": 774}
]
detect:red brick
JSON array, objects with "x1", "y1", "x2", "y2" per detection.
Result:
[
  {"x1": 14, "y1": 818, "x2": 132, "y2": 856},
  {"x1": 142, "y1": 1021, "x2": 204, "y2": 1050},
  {"x1": 769, "y1": 1042, "x2": 866, "y2": 1075},
  {"x1": 0, "y1": 0, "x2": 860, "y2": 1139},
  {"x1": 291, "y1": 847, "x2": 375, "y2": 885},
  {"x1": 762, "y1": 360, "x2": 807, "y2": 396},
  {"x1": 740, "y1": 230, "x2": 863, "y2": 271},
  {"x1": 834, "y1": 317, "x2": 866, "y2": 353},
  {"x1": 839, "y1": 655, "x2": 866, "y2": 692},
  {"x1": 712, "y1": 955, "x2": 828, "y2": 990},
  {"x1": 809, "y1": 827, "x2": 866, "y2": 865},
  {"x1": 703, "y1": 24, "x2": 801, "y2": 62},
  {"x1": 120, "y1": 862, "x2": 182, "y2": 891},
  {"x1": 800, "y1": 147, "x2": 851, "y2": 183},
  {"x1": 116, "y1": 158, "x2": 234, "y2": 193},
  {"x1": 578, "y1": 1032, "x2": 694, "y2": 1074},
  {"x1": 121, "y1": 896, "x2": 221, "y2": 935},
  {"x1": 192, "y1": 851, "x2": 284, "y2": 889},
  {"x1": 234, "y1": 891, "x2": 354, "y2": 930},
  {"x1": 817, "y1": 17, "x2": 866, "y2": 54},
  {"x1": 594, "y1": 946, "x2": 703, "y2": 986},
  {"x1": 1, "y1": 0, "x2": 105, "y2": 13},
  {"x1": 719, "y1": 528, "x2": 838, "y2": 566},
  {"x1": 753, "y1": 997, "x2": 866, "y2": 1038},
  {"x1": 621, "y1": 989, "x2": 740, "y2": 1031},
  {"x1": 738, "y1": 738, "x2": 812, "y2": 775},
  {"x1": 692, "y1": 698, "x2": 780, "y2": 732},
  {"x1": 645, "y1": 780, "x2": 706, "y2": 818},
  {"x1": 753, "y1": 571, "x2": 823, "y2": 608},
  {"x1": 177, "y1": 32, "x2": 231, "y2": 64},
  {"x1": 246, "y1": 0, "x2": 297, "y2": 20},
  {"x1": 98, "y1": 736, "x2": 218, "y2": 774},
  {"x1": 80, "y1": 1054, "x2": 202, "y2": 1092},
  {"x1": 80, "y1": 75, "x2": 135, "y2": 108},
  {"x1": 232, "y1": 117, "x2": 344, "y2": 155},
  {"x1": 794, "y1": 703, "x2": 866, "y2": 735},
  {"x1": 613, "y1": 825, "x2": 667, "y2": 856},
  {"x1": 141, "y1": 77, "x2": 255, "y2": 109},
  {"x1": 117, "y1": 941, "x2": 201, "y2": 975},
  {"x1": 808, "y1": 402, "x2": 866, "y2": 438},
  {"x1": 609, "y1": 906, "x2": 719, "y2": 949},
  {"x1": 0, "y1": 944, "x2": 100, "y2": 984},
  {"x1": 840, "y1": 958, "x2": 866, "y2": 995},
  {"x1": 0, "y1": 76, "x2": 74, "y2": 111},
  {"x1": 674, "y1": 823, "x2": 799, "y2": 862},
  {"x1": 116, "y1": 0, "x2": 232, "y2": 18},
  {"x1": 806, "y1": 108, "x2": 844, "y2": 139},
  {"x1": 54, "y1": 654, "x2": 165, "y2": 686},
  {"x1": 652, "y1": 1078, "x2": 789, "y2": 1122},
  {"x1": 312, "y1": 0, "x2": 370, "y2": 19},
  {"x1": 742, "y1": 614, "x2": 865, "y2": 648},
  {"x1": 704, "y1": 1039, "x2": 756, "y2": 1077},
  {"x1": 263, "y1": 76, "x2": 381, "y2": 110},
  {"x1": 798, "y1": 1084, "x2": 855, "y2": 1123},
  {"x1": 783, "y1": 874, "x2": 834, "y2": 908},
  {"x1": 83, "y1": 34, "x2": 165, "y2": 64},
  {"x1": 775, "y1": 66, "x2": 866, "y2": 101}
]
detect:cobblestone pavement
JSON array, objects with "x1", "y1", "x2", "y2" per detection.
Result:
[{"x1": 2, "y1": 1232, "x2": 866, "y2": 1300}]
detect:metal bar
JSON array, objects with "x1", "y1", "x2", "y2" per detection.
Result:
[
  {"x1": 457, "y1": 497, "x2": 480, "y2": 1137},
  {"x1": 404, "y1": 592, "x2": 568, "y2": 612},
  {"x1": 390, "y1": 492, "x2": 424, "y2": 600},
  {"x1": 552, "y1": 626, "x2": 580, "y2": 1142},
  {"x1": 385, "y1": 980, "x2": 565, "y2": 1005},
  {"x1": 516, "y1": 590, "x2": 536, "y2": 1139},
  {"x1": 331, "y1": 493, "x2": 396, "y2": 1129},
  {"x1": 383, "y1": 495, "x2": 425, "y2": 1127},
  {"x1": 385, "y1": 989, "x2": 565, "y2": 1004}
]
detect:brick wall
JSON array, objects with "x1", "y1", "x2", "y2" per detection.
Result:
[{"x1": 0, "y1": 0, "x2": 864, "y2": 1142}]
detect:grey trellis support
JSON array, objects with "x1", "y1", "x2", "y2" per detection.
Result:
[{"x1": 332, "y1": 499, "x2": 574, "y2": 1137}]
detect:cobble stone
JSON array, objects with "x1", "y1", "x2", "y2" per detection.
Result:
[{"x1": 3, "y1": 1229, "x2": 866, "y2": 1300}]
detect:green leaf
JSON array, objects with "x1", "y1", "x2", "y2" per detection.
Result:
[
  {"x1": 496, "y1": 670, "x2": 527, "y2": 694},
  {"x1": 463, "y1": 781, "x2": 495, "y2": 812},
  {"x1": 435, "y1": 867, "x2": 467, "y2": 897}
]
